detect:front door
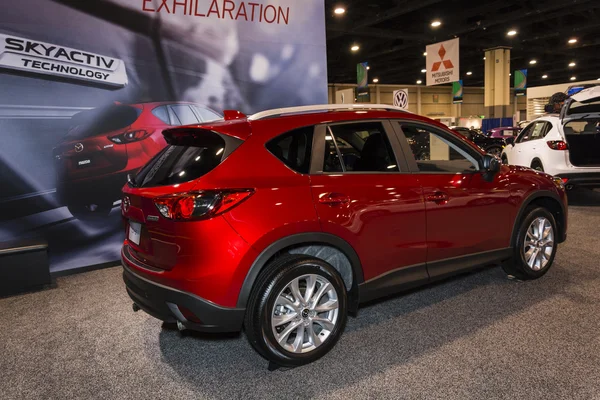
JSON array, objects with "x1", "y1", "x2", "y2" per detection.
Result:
[
  {"x1": 309, "y1": 120, "x2": 428, "y2": 296},
  {"x1": 393, "y1": 121, "x2": 513, "y2": 278}
]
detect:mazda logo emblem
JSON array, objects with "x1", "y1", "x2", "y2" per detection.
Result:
[
  {"x1": 74, "y1": 143, "x2": 84, "y2": 152},
  {"x1": 122, "y1": 196, "x2": 131, "y2": 212}
]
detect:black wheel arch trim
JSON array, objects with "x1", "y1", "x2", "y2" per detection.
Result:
[
  {"x1": 511, "y1": 190, "x2": 566, "y2": 244},
  {"x1": 236, "y1": 232, "x2": 364, "y2": 308},
  {"x1": 530, "y1": 158, "x2": 544, "y2": 169}
]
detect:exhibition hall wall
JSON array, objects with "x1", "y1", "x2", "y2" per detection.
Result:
[{"x1": 0, "y1": 0, "x2": 327, "y2": 273}]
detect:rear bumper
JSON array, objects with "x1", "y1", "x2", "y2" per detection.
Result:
[
  {"x1": 122, "y1": 262, "x2": 245, "y2": 333},
  {"x1": 555, "y1": 172, "x2": 600, "y2": 188}
]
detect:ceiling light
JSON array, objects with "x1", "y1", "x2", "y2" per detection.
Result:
[
  {"x1": 350, "y1": 45, "x2": 359, "y2": 52},
  {"x1": 466, "y1": 71, "x2": 472, "y2": 75},
  {"x1": 334, "y1": 7, "x2": 345, "y2": 15},
  {"x1": 423, "y1": 52, "x2": 427, "y2": 56},
  {"x1": 416, "y1": 80, "x2": 422, "y2": 84},
  {"x1": 366, "y1": 66, "x2": 370, "y2": 70},
  {"x1": 509, "y1": 73, "x2": 512, "y2": 76},
  {"x1": 372, "y1": 78, "x2": 379, "y2": 83},
  {"x1": 421, "y1": 69, "x2": 427, "y2": 73},
  {"x1": 507, "y1": 30, "x2": 517, "y2": 36},
  {"x1": 570, "y1": 76, "x2": 576, "y2": 81},
  {"x1": 431, "y1": 20, "x2": 441, "y2": 27},
  {"x1": 569, "y1": 62, "x2": 576, "y2": 67},
  {"x1": 542, "y1": 75, "x2": 548, "y2": 79},
  {"x1": 568, "y1": 38, "x2": 577, "y2": 44},
  {"x1": 529, "y1": 60, "x2": 537, "y2": 65},
  {"x1": 483, "y1": 57, "x2": 486, "y2": 60}
]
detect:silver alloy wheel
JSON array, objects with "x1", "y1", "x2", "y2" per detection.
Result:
[
  {"x1": 271, "y1": 273, "x2": 339, "y2": 354},
  {"x1": 523, "y1": 217, "x2": 554, "y2": 271}
]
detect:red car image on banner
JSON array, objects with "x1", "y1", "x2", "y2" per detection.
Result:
[
  {"x1": 53, "y1": 102, "x2": 221, "y2": 222},
  {"x1": 0, "y1": 0, "x2": 327, "y2": 273}
]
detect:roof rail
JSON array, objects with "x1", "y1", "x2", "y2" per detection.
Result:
[{"x1": 248, "y1": 104, "x2": 410, "y2": 121}]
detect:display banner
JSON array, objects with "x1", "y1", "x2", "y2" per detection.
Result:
[
  {"x1": 452, "y1": 80, "x2": 463, "y2": 103},
  {"x1": 356, "y1": 62, "x2": 369, "y2": 98},
  {"x1": 514, "y1": 69, "x2": 527, "y2": 96},
  {"x1": 0, "y1": 0, "x2": 327, "y2": 273},
  {"x1": 393, "y1": 89, "x2": 409, "y2": 109},
  {"x1": 426, "y1": 38, "x2": 459, "y2": 86}
]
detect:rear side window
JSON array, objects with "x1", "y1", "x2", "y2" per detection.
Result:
[
  {"x1": 152, "y1": 106, "x2": 170, "y2": 124},
  {"x1": 67, "y1": 105, "x2": 141, "y2": 139},
  {"x1": 170, "y1": 105, "x2": 200, "y2": 125},
  {"x1": 192, "y1": 105, "x2": 222, "y2": 122},
  {"x1": 133, "y1": 131, "x2": 241, "y2": 187},
  {"x1": 266, "y1": 126, "x2": 314, "y2": 174}
]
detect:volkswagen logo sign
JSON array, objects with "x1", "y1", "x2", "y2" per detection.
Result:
[
  {"x1": 122, "y1": 196, "x2": 131, "y2": 212},
  {"x1": 74, "y1": 143, "x2": 84, "y2": 152}
]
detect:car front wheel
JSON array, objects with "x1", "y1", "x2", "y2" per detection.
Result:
[
  {"x1": 502, "y1": 207, "x2": 558, "y2": 280},
  {"x1": 245, "y1": 254, "x2": 347, "y2": 367}
]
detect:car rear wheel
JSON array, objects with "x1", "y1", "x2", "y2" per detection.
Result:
[
  {"x1": 245, "y1": 254, "x2": 347, "y2": 367},
  {"x1": 502, "y1": 207, "x2": 558, "y2": 280},
  {"x1": 531, "y1": 160, "x2": 544, "y2": 172}
]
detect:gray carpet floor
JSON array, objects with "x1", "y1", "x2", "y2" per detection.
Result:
[{"x1": 2, "y1": 189, "x2": 600, "y2": 400}]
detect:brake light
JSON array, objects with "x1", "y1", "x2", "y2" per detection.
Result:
[
  {"x1": 109, "y1": 130, "x2": 153, "y2": 144},
  {"x1": 546, "y1": 140, "x2": 568, "y2": 150},
  {"x1": 154, "y1": 189, "x2": 254, "y2": 221}
]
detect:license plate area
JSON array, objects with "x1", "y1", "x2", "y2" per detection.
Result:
[{"x1": 128, "y1": 221, "x2": 142, "y2": 245}]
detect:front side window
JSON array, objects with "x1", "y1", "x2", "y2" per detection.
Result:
[
  {"x1": 266, "y1": 126, "x2": 314, "y2": 174},
  {"x1": 400, "y1": 124, "x2": 479, "y2": 173},
  {"x1": 324, "y1": 122, "x2": 399, "y2": 173}
]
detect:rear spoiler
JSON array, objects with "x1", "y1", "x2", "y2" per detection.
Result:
[{"x1": 162, "y1": 127, "x2": 244, "y2": 158}]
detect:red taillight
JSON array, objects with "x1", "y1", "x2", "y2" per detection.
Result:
[
  {"x1": 562, "y1": 178, "x2": 569, "y2": 183},
  {"x1": 547, "y1": 140, "x2": 568, "y2": 150},
  {"x1": 109, "y1": 130, "x2": 153, "y2": 144},
  {"x1": 154, "y1": 190, "x2": 254, "y2": 221}
]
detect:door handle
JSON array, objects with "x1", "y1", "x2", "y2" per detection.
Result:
[
  {"x1": 426, "y1": 191, "x2": 449, "y2": 205},
  {"x1": 319, "y1": 192, "x2": 350, "y2": 206}
]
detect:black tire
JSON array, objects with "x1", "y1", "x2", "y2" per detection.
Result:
[
  {"x1": 244, "y1": 254, "x2": 348, "y2": 367},
  {"x1": 531, "y1": 160, "x2": 544, "y2": 172},
  {"x1": 502, "y1": 207, "x2": 558, "y2": 280},
  {"x1": 67, "y1": 200, "x2": 112, "y2": 223}
]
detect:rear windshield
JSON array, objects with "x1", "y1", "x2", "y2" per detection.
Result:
[
  {"x1": 567, "y1": 99, "x2": 600, "y2": 116},
  {"x1": 67, "y1": 105, "x2": 141, "y2": 139},
  {"x1": 563, "y1": 119, "x2": 600, "y2": 135},
  {"x1": 132, "y1": 130, "x2": 241, "y2": 187}
]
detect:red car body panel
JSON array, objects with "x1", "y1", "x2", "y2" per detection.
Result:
[{"x1": 120, "y1": 108, "x2": 568, "y2": 328}]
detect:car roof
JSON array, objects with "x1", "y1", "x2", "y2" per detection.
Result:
[{"x1": 167, "y1": 104, "x2": 479, "y2": 149}]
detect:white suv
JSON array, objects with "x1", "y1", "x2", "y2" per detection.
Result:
[{"x1": 502, "y1": 86, "x2": 600, "y2": 190}]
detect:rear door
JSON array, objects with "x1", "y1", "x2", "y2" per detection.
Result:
[
  {"x1": 392, "y1": 121, "x2": 513, "y2": 278},
  {"x1": 511, "y1": 121, "x2": 550, "y2": 166},
  {"x1": 309, "y1": 120, "x2": 428, "y2": 294}
]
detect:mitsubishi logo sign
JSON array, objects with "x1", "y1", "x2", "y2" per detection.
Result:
[
  {"x1": 426, "y1": 38, "x2": 459, "y2": 86},
  {"x1": 431, "y1": 45, "x2": 454, "y2": 72}
]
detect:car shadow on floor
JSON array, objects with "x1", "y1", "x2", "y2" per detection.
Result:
[
  {"x1": 567, "y1": 188, "x2": 600, "y2": 206},
  {"x1": 154, "y1": 260, "x2": 578, "y2": 399}
]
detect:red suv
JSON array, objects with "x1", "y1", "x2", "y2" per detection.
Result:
[
  {"x1": 53, "y1": 102, "x2": 221, "y2": 221},
  {"x1": 121, "y1": 105, "x2": 568, "y2": 368}
]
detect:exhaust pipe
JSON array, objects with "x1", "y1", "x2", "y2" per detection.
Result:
[
  {"x1": 177, "y1": 321, "x2": 186, "y2": 332},
  {"x1": 566, "y1": 184, "x2": 574, "y2": 190},
  {"x1": 132, "y1": 303, "x2": 140, "y2": 312}
]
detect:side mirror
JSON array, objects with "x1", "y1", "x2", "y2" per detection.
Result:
[
  {"x1": 482, "y1": 154, "x2": 501, "y2": 174},
  {"x1": 505, "y1": 137, "x2": 515, "y2": 146}
]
